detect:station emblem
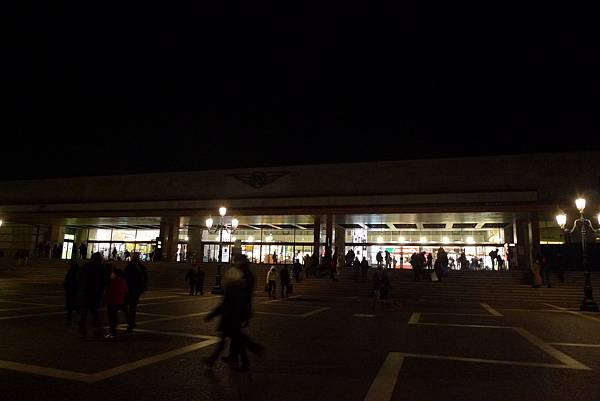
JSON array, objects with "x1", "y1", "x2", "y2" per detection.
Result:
[{"x1": 229, "y1": 171, "x2": 290, "y2": 189}]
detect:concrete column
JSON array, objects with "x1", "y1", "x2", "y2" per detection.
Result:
[
  {"x1": 325, "y1": 215, "x2": 333, "y2": 258},
  {"x1": 515, "y1": 215, "x2": 540, "y2": 271},
  {"x1": 334, "y1": 224, "x2": 345, "y2": 268},
  {"x1": 47, "y1": 224, "x2": 65, "y2": 258},
  {"x1": 159, "y1": 220, "x2": 178, "y2": 262},
  {"x1": 531, "y1": 215, "x2": 541, "y2": 261},
  {"x1": 188, "y1": 226, "x2": 203, "y2": 264},
  {"x1": 515, "y1": 219, "x2": 529, "y2": 270},
  {"x1": 313, "y1": 217, "x2": 321, "y2": 261}
]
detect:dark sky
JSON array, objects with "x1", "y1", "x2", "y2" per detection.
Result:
[{"x1": 3, "y1": 3, "x2": 600, "y2": 180}]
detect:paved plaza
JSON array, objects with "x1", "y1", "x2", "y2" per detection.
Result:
[{"x1": 1, "y1": 265, "x2": 600, "y2": 401}]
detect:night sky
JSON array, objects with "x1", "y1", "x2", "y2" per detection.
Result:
[{"x1": 3, "y1": 3, "x2": 600, "y2": 180}]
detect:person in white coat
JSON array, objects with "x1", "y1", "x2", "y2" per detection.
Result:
[{"x1": 266, "y1": 265, "x2": 278, "y2": 298}]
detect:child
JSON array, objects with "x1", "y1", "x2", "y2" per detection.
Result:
[{"x1": 104, "y1": 268, "x2": 128, "y2": 339}]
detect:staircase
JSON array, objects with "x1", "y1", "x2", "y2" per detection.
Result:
[{"x1": 2, "y1": 258, "x2": 598, "y2": 307}]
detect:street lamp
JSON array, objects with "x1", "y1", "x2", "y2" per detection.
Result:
[
  {"x1": 206, "y1": 206, "x2": 239, "y2": 294},
  {"x1": 555, "y1": 197, "x2": 600, "y2": 312}
]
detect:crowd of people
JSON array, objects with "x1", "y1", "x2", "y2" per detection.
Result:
[{"x1": 63, "y1": 251, "x2": 148, "y2": 339}]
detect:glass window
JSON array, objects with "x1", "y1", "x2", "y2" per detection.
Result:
[
  {"x1": 136, "y1": 229, "x2": 160, "y2": 241},
  {"x1": 111, "y1": 229, "x2": 136, "y2": 241},
  {"x1": 88, "y1": 229, "x2": 111, "y2": 241}
]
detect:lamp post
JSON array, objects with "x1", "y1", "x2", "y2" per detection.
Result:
[
  {"x1": 555, "y1": 198, "x2": 600, "y2": 312},
  {"x1": 206, "y1": 207, "x2": 239, "y2": 294}
]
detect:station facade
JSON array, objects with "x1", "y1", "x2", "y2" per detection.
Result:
[{"x1": 0, "y1": 151, "x2": 599, "y2": 270}]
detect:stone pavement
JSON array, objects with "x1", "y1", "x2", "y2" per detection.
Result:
[{"x1": 1, "y1": 264, "x2": 599, "y2": 401}]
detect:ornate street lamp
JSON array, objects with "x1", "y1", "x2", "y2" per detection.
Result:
[
  {"x1": 555, "y1": 198, "x2": 600, "y2": 312},
  {"x1": 206, "y1": 207, "x2": 239, "y2": 294}
]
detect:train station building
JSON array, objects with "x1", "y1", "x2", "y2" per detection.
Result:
[{"x1": 0, "y1": 151, "x2": 599, "y2": 270}]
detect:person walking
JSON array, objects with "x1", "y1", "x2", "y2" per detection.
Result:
[
  {"x1": 360, "y1": 256, "x2": 369, "y2": 282},
  {"x1": 185, "y1": 267, "x2": 197, "y2": 295},
  {"x1": 376, "y1": 251, "x2": 383, "y2": 267},
  {"x1": 77, "y1": 252, "x2": 106, "y2": 339},
  {"x1": 103, "y1": 268, "x2": 128, "y2": 339},
  {"x1": 279, "y1": 264, "x2": 291, "y2": 298},
  {"x1": 292, "y1": 259, "x2": 302, "y2": 281},
  {"x1": 531, "y1": 257, "x2": 543, "y2": 288},
  {"x1": 372, "y1": 266, "x2": 383, "y2": 308},
  {"x1": 64, "y1": 260, "x2": 79, "y2": 324},
  {"x1": 111, "y1": 247, "x2": 117, "y2": 260},
  {"x1": 541, "y1": 256, "x2": 552, "y2": 288},
  {"x1": 204, "y1": 266, "x2": 245, "y2": 369},
  {"x1": 196, "y1": 265, "x2": 205, "y2": 295},
  {"x1": 266, "y1": 265, "x2": 278, "y2": 298},
  {"x1": 489, "y1": 248, "x2": 498, "y2": 270},
  {"x1": 124, "y1": 252, "x2": 148, "y2": 333},
  {"x1": 380, "y1": 268, "x2": 392, "y2": 306},
  {"x1": 353, "y1": 257, "x2": 361, "y2": 282},
  {"x1": 78, "y1": 242, "x2": 87, "y2": 260},
  {"x1": 426, "y1": 253, "x2": 433, "y2": 270},
  {"x1": 385, "y1": 250, "x2": 391, "y2": 269}
]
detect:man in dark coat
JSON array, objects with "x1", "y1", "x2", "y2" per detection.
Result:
[
  {"x1": 216, "y1": 254, "x2": 263, "y2": 370},
  {"x1": 204, "y1": 267, "x2": 246, "y2": 368},
  {"x1": 124, "y1": 252, "x2": 148, "y2": 333},
  {"x1": 185, "y1": 267, "x2": 197, "y2": 295},
  {"x1": 77, "y1": 253, "x2": 106, "y2": 338},
  {"x1": 195, "y1": 266, "x2": 205, "y2": 295}
]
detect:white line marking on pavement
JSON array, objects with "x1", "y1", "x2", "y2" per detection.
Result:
[
  {"x1": 543, "y1": 303, "x2": 567, "y2": 310},
  {"x1": 254, "y1": 311, "x2": 305, "y2": 317},
  {"x1": 406, "y1": 317, "x2": 590, "y2": 370},
  {"x1": 0, "y1": 334, "x2": 221, "y2": 383},
  {"x1": 497, "y1": 308, "x2": 572, "y2": 313},
  {"x1": 550, "y1": 343, "x2": 600, "y2": 348},
  {"x1": 136, "y1": 312, "x2": 174, "y2": 318},
  {"x1": 0, "y1": 359, "x2": 93, "y2": 383},
  {"x1": 354, "y1": 314, "x2": 376, "y2": 318},
  {"x1": 0, "y1": 305, "x2": 62, "y2": 312},
  {"x1": 395, "y1": 352, "x2": 589, "y2": 370},
  {"x1": 0, "y1": 311, "x2": 64, "y2": 320},
  {"x1": 139, "y1": 296, "x2": 220, "y2": 307},
  {"x1": 544, "y1": 303, "x2": 600, "y2": 323},
  {"x1": 0, "y1": 300, "x2": 60, "y2": 307},
  {"x1": 414, "y1": 322, "x2": 513, "y2": 329},
  {"x1": 408, "y1": 313, "x2": 420, "y2": 324},
  {"x1": 134, "y1": 311, "x2": 210, "y2": 325},
  {"x1": 137, "y1": 296, "x2": 181, "y2": 301},
  {"x1": 300, "y1": 307, "x2": 330, "y2": 317},
  {"x1": 122, "y1": 328, "x2": 214, "y2": 340},
  {"x1": 89, "y1": 336, "x2": 220, "y2": 383},
  {"x1": 424, "y1": 312, "x2": 499, "y2": 317},
  {"x1": 364, "y1": 353, "x2": 404, "y2": 401},
  {"x1": 480, "y1": 303, "x2": 503, "y2": 316},
  {"x1": 512, "y1": 327, "x2": 591, "y2": 370}
]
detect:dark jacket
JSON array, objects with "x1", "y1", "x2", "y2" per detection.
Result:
[
  {"x1": 64, "y1": 265, "x2": 78, "y2": 308},
  {"x1": 124, "y1": 260, "x2": 148, "y2": 293},
  {"x1": 206, "y1": 282, "x2": 245, "y2": 336},
  {"x1": 77, "y1": 260, "x2": 106, "y2": 308}
]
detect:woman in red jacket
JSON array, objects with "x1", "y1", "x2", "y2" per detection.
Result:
[{"x1": 104, "y1": 268, "x2": 128, "y2": 339}]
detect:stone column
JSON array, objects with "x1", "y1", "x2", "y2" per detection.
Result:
[
  {"x1": 313, "y1": 216, "x2": 321, "y2": 262},
  {"x1": 334, "y1": 224, "x2": 345, "y2": 268},
  {"x1": 46, "y1": 224, "x2": 65, "y2": 258},
  {"x1": 325, "y1": 215, "x2": 333, "y2": 259},
  {"x1": 531, "y1": 215, "x2": 541, "y2": 262},
  {"x1": 188, "y1": 226, "x2": 203, "y2": 264},
  {"x1": 515, "y1": 215, "x2": 540, "y2": 271},
  {"x1": 159, "y1": 220, "x2": 179, "y2": 262}
]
